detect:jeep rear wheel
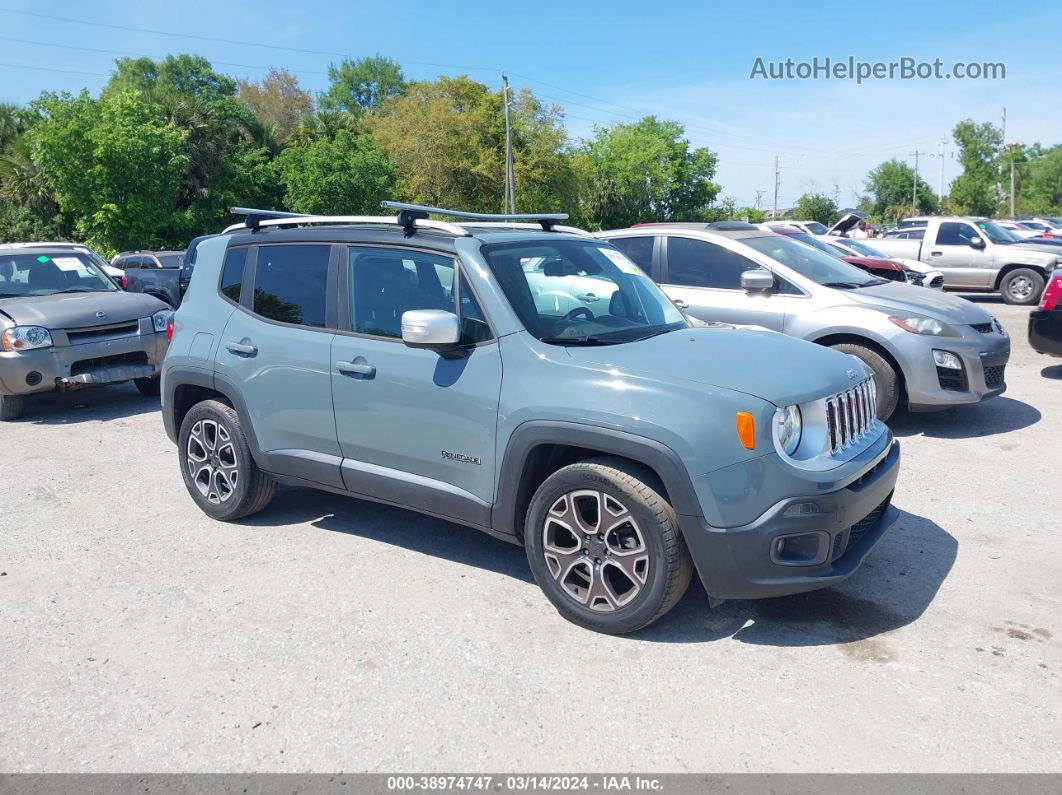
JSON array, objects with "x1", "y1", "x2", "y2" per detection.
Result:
[
  {"x1": 524, "y1": 457, "x2": 693, "y2": 635},
  {"x1": 178, "y1": 399, "x2": 274, "y2": 521},
  {"x1": 0, "y1": 393, "x2": 25, "y2": 421},
  {"x1": 1000, "y1": 268, "x2": 1044, "y2": 305}
]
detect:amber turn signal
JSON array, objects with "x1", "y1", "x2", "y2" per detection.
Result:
[{"x1": 735, "y1": 411, "x2": 755, "y2": 449}]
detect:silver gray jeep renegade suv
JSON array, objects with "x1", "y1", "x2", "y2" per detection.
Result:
[{"x1": 161, "y1": 204, "x2": 901, "y2": 634}]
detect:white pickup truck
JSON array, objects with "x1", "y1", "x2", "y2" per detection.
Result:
[{"x1": 830, "y1": 213, "x2": 1061, "y2": 305}]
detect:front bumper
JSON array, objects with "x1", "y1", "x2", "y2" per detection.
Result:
[
  {"x1": 681, "y1": 440, "x2": 900, "y2": 600},
  {"x1": 901, "y1": 329, "x2": 1010, "y2": 411},
  {"x1": 0, "y1": 321, "x2": 168, "y2": 396},
  {"x1": 1029, "y1": 309, "x2": 1062, "y2": 357}
]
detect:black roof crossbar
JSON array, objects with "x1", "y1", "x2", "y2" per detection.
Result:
[
  {"x1": 230, "y1": 207, "x2": 307, "y2": 231},
  {"x1": 381, "y1": 201, "x2": 569, "y2": 232}
]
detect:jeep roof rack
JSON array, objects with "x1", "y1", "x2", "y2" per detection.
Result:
[{"x1": 224, "y1": 203, "x2": 591, "y2": 238}]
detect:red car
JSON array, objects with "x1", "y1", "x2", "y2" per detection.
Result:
[{"x1": 771, "y1": 227, "x2": 907, "y2": 282}]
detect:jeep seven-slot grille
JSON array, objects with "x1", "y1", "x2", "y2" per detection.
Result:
[{"x1": 825, "y1": 378, "x2": 876, "y2": 454}]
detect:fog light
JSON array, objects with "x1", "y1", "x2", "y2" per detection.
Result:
[
  {"x1": 932, "y1": 349, "x2": 962, "y2": 370},
  {"x1": 25, "y1": 371, "x2": 42, "y2": 386},
  {"x1": 771, "y1": 531, "x2": 829, "y2": 566}
]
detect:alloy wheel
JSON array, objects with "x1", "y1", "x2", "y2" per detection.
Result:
[
  {"x1": 542, "y1": 489, "x2": 649, "y2": 612},
  {"x1": 1008, "y1": 276, "x2": 1034, "y2": 301},
  {"x1": 186, "y1": 419, "x2": 239, "y2": 504}
]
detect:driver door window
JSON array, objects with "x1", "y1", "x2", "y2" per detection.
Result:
[{"x1": 935, "y1": 223, "x2": 980, "y2": 246}]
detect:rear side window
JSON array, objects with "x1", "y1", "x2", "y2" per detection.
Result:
[
  {"x1": 666, "y1": 237, "x2": 758, "y2": 289},
  {"x1": 219, "y1": 248, "x2": 248, "y2": 303},
  {"x1": 253, "y1": 244, "x2": 330, "y2": 328},
  {"x1": 609, "y1": 237, "x2": 655, "y2": 273}
]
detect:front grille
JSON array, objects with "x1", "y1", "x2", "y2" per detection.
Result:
[
  {"x1": 936, "y1": 365, "x2": 967, "y2": 391},
  {"x1": 70, "y1": 351, "x2": 148, "y2": 376},
  {"x1": 970, "y1": 322, "x2": 993, "y2": 334},
  {"x1": 984, "y1": 364, "x2": 1006, "y2": 389},
  {"x1": 825, "y1": 377, "x2": 876, "y2": 454},
  {"x1": 65, "y1": 320, "x2": 139, "y2": 343},
  {"x1": 831, "y1": 496, "x2": 891, "y2": 561}
]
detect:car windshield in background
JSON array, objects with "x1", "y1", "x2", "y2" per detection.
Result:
[
  {"x1": 974, "y1": 220, "x2": 1016, "y2": 244},
  {"x1": 789, "y1": 232, "x2": 846, "y2": 257},
  {"x1": 157, "y1": 254, "x2": 184, "y2": 268},
  {"x1": 481, "y1": 240, "x2": 687, "y2": 344},
  {"x1": 802, "y1": 222, "x2": 829, "y2": 235},
  {"x1": 843, "y1": 239, "x2": 890, "y2": 258},
  {"x1": 0, "y1": 251, "x2": 117, "y2": 297},
  {"x1": 744, "y1": 235, "x2": 882, "y2": 287}
]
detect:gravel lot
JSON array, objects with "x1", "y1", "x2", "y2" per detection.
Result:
[{"x1": 2, "y1": 298, "x2": 1059, "y2": 773}]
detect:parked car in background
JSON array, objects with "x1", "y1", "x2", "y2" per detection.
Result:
[
  {"x1": 765, "y1": 220, "x2": 830, "y2": 236},
  {"x1": 117, "y1": 240, "x2": 210, "y2": 308},
  {"x1": 1029, "y1": 270, "x2": 1062, "y2": 357},
  {"x1": 821, "y1": 236, "x2": 944, "y2": 289},
  {"x1": 0, "y1": 246, "x2": 172, "y2": 420},
  {"x1": 162, "y1": 203, "x2": 902, "y2": 634},
  {"x1": 853, "y1": 216, "x2": 1061, "y2": 304},
  {"x1": 599, "y1": 222, "x2": 1010, "y2": 420},
  {"x1": 996, "y1": 220, "x2": 1045, "y2": 239},
  {"x1": 883, "y1": 228, "x2": 926, "y2": 240},
  {"x1": 0, "y1": 242, "x2": 124, "y2": 284},
  {"x1": 769, "y1": 226, "x2": 908, "y2": 283}
]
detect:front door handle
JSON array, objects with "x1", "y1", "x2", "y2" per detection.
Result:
[
  {"x1": 673, "y1": 298, "x2": 690, "y2": 310},
  {"x1": 577, "y1": 293, "x2": 598, "y2": 303},
  {"x1": 225, "y1": 341, "x2": 257, "y2": 356},
  {"x1": 336, "y1": 361, "x2": 376, "y2": 377},
  {"x1": 930, "y1": 251, "x2": 943, "y2": 257}
]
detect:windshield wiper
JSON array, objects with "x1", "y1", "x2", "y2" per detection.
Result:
[
  {"x1": 540, "y1": 335, "x2": 616, "y2": 346},
  {"x1": 0, "y1": 292, "x2": 22, "y2": 298},
  {"x1": 50, "y1": 287, "x2": 113, "y2": 294},
  {"x1": 821, "y1": 281, "x2": 864, "y2": 289}
]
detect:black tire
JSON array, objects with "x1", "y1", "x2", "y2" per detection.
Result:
[
  {"x1": 0, "y1": 393, "x2": 25, "y2": 421},
  {"x1": 524, "y1": 457, "x2": 693, "y2": 635},
  {"x1": 829, "y1": 342, "x2": 900, "y2": 421},
  {"x1": 134, "y1": 376, "x2": 161, "y2": 397},
  {"x1": 1000, "y1": 268, "x2": 1044, "y2": 306},
  {"x1": 177, "y1": 399, "x2": 275, "y2": 521}
]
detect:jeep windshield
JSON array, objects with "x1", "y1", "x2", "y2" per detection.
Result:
[
  {"x1": 481, "y1": 240, "x2": 687, "y2": 344},
  {"x1": 743, "y1": 235, "x2": 882, "y2": 288},
  {"x1": 0, "y1": 252, "x2": 118, "y2": 297}
]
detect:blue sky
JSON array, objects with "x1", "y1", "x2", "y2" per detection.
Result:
[{"x1": 1, "y1": 0, "x2": 1058, "y2": 209}]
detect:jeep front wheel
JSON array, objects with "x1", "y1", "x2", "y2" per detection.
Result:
[
  {"x1": 178, "y1": 399, "x2": 275, "y2": 521},
  {"x1": 524, "y1": 457, "x2": 693, "y2": 634}
]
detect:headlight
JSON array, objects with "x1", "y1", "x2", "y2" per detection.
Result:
[
  {"x1": 1, "y1": 325, "x2": 53, "y2": 352},
  {"x1": 152, "y1": 309, "x2": 174, "y2": 333},
  {"x1": 774, "y1": 405, "x2": 802, "y2": 456},
  {"x1": 888, "y1": 316, "x2": 960, "y2": 337}
]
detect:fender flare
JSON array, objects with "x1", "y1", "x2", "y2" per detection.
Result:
[
  {"x1": 164, "y1": 367, "x2": 266, "y2": 468},
  {"x1": 491, "y1": 420, "x2": 703, "y2": 538}
]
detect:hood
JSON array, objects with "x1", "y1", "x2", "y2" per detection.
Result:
[
  {"x1": 843, "y1": 256, "x2": 902, "y2": 272},
  {"x1": 564, "y1": 326, "x2": 870, "y2": 407},
  {"x1": 0, "y1": 290, "x2": 166, "y2": 329},
  {"x1": 1008, "y1": 240, "x2": 1062, "y2": 256},
  {"x1": 828, "y1": 209, "x2": 869, "y2": 236},
  {"x1": 843, "y1": 280, "x2": 990, "y2": 324}
]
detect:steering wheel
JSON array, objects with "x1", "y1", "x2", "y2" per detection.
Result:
[{"x1": 562, "y1": 307, "x2": 594, "y2": 323}]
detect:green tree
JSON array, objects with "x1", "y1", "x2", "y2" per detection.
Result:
[
  {"x1": 1017, "y1": 145, "x2": 1062, "y2": 212},
  {"x1": 276, "y1": 129, "x2": 394, "y2": 214},
  {"x1": 792, "y1": 192, "x2": 839, "y2": 226},
  {"x1": 104, "y1": 54, "x2": 238, "y2": 104},
  {"x1": 864, "y1": 159, "x2": 939, "y2": 220},
  {"x1": 949, "y1": 119, "x2": 1002, "y2": 216},
  {"x1": 238, "y1": 68, "x2": 313, "y2": 144},
  {"x1": 29, "y1": 91, "x2": 187, "y2": 253},
  {"x1": 576, "y1": 116, "x2": 719, "y2": 229},
  {"x1": 320, "y1": 55, "x2": 406, "y2": 115}
]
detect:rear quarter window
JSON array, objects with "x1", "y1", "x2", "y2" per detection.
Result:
[{"x1": 219, "y1": 248, "x2": 248, "y2": 303}]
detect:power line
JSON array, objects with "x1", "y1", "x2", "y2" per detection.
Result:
[{"x1": 0, "y1": 61, "x2": 109, "y2": 77}]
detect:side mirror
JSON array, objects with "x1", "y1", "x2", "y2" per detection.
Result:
[
  {"x1": 970, "y1": 236, "x2": 986, "y2": 249},
  {"x1": 401, "y1": 309, "x2": 462, "y2": 355},
  {"x1": 741, "y1": 268, "x2": 776, "y2": 292}
]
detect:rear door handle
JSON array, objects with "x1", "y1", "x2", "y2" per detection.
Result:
[
  {"x1": 577, "y1": 293, "x2": 598, "y2": 302},
  {"x1": 225, "y1": 341, "x2": 257, "y2": 356},
  {"x1": 930, "y1": 251, "x2": 943, "y2": 257},
  {"x1": 336, "y1": 361, "x2": 376, "y2": 377}
]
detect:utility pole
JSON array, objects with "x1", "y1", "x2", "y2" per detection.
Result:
[
  {"x1": 772, "y1": 156, "x2": 780, "y2": 219},
  {"x1": 1009, "y1": 143, "x2": 1020, "y2": 217},
  {"x1": 999, "y1": 107, "x2": 1006, "y2": 200},
  {"x1": 909, "y1": 149, "x2": 925, "y2": 214},
  {"x1": 938, "y1": 138, "x2": 946, "y2": 202},
  {"x1": 754, "y1": 190, "x2": 765, "y2": 210},
  {"x1": 502, "y1": 74, "x2": 517, "y2": 214}
]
